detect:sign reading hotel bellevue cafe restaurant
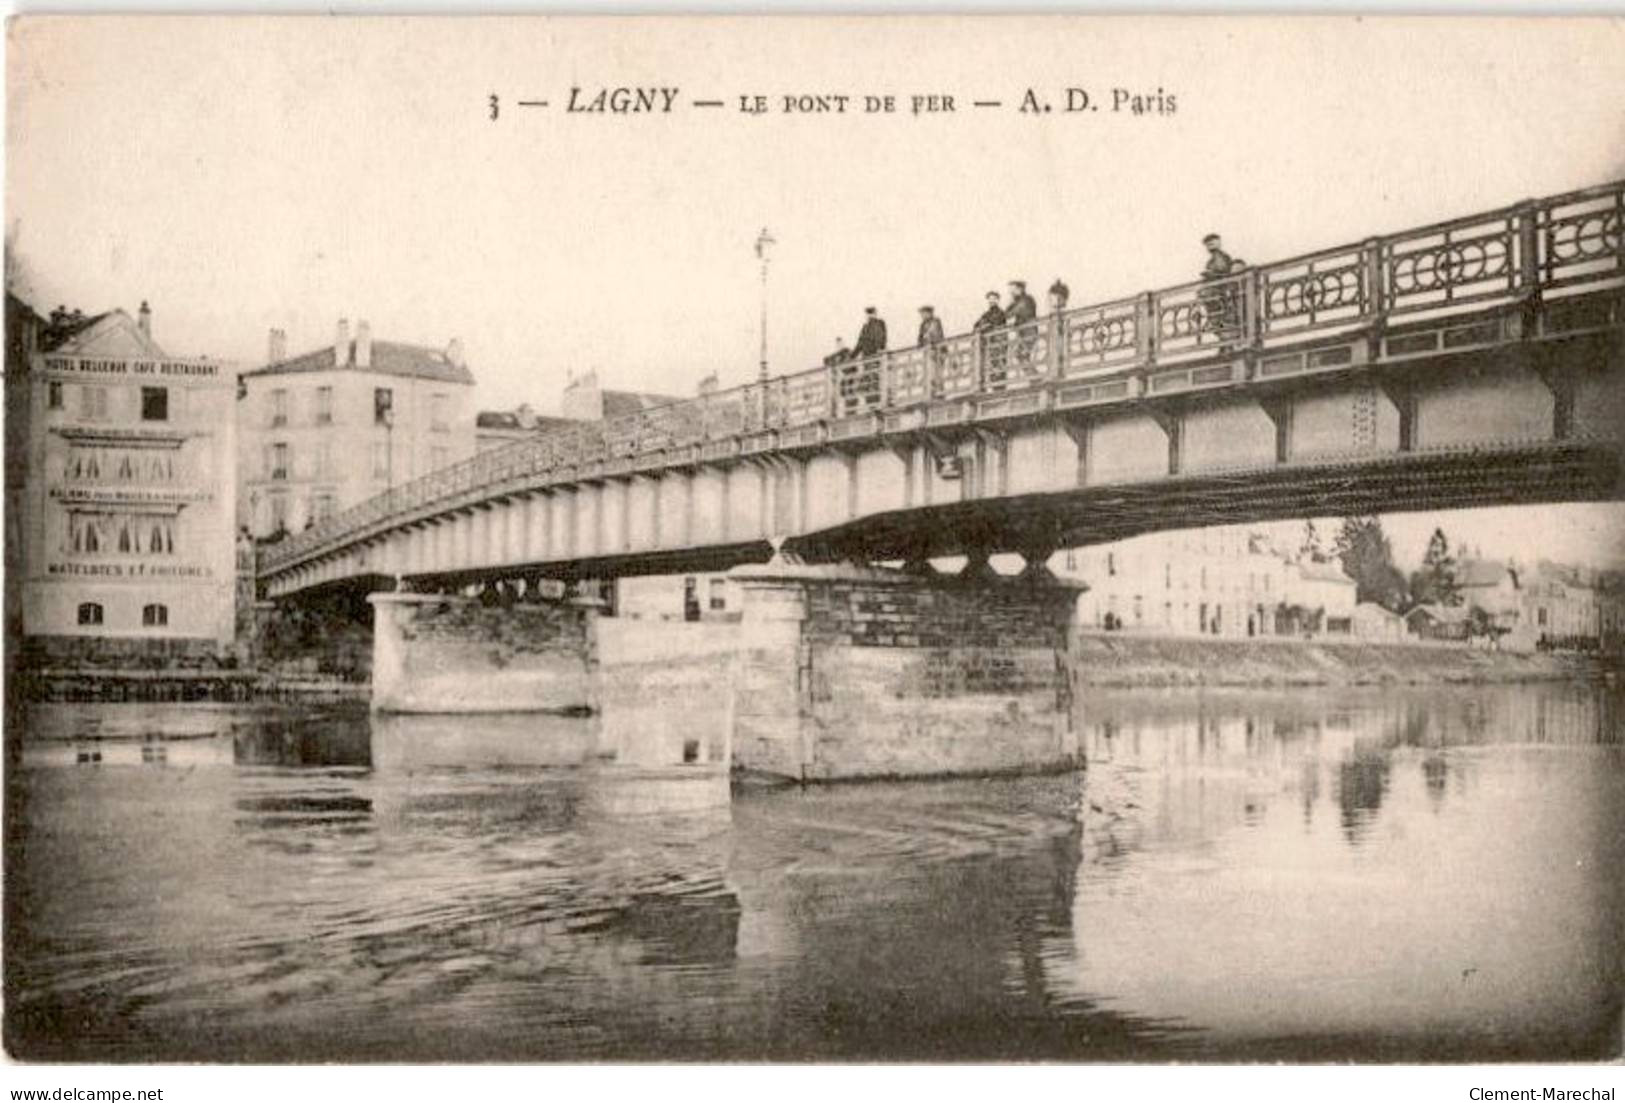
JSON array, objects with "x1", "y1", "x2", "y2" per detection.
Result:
[{"x1": 17, "y1": 303, "x2": 237, "y2": 656}]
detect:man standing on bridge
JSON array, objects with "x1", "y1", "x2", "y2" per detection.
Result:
[
  {"x1": 1007, "y1": 279, "x2": 1039, "y2": 372},
  {"x1": 975, "y1": 291, "x2": 1008, "y2": 387},
  {"x1": 918, "y1": 305, "x2": 947, "y2": 398},
  {"x1": 1200, "y1": 233, "x2": 1245, "y2": 342},
  {"x1": 973, "y1": 291, "x2": 1006, "y2": 333},
  {"x1": 917, "y1": 304, "x2": 945, "y2": 347},
  {"x1": 854, "y1": 306, "x2": 887, "y2": 360},
  {"x1": 1006, "y1": 280, "x2": 1037, "y2": 326}
]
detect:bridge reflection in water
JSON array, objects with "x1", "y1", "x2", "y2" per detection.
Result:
[{"x1": 6, "y1": 683, "x2": 1622, "y2": 1061}]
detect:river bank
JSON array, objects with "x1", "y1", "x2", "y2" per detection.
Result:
[{"x1": 1070, "y1": 632, "x2": 1616, "y2": 688}]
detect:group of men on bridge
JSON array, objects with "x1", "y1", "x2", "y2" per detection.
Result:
[{"x1": 822, "y1": 231, "x2": 1246, "y2": 372}]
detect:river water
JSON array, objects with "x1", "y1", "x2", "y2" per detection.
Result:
[{"x1": 6, "y1": 681, "x2": 1622, "y2": 1062}]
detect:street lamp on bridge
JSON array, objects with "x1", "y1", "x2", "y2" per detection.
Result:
[{"x1": 755, "y1": 226, "x2": 776, "y2": 383}]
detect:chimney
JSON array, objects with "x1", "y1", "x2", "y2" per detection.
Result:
[
  {"x1": 697, "y1": 372, "x2": 718, "y2": 396},
  {"x1": 356, "y1": 320, "x2": 372, "y2": 368},
  {"x1": 137, "y1": 300, "x2": 152, "y2": 339},
  {"x1": 334, "y1": 318, "x2": 350, "y2": 367},
  {"x1": 446, "y1": 337, "x2": 464, "y2": 369},
  {"x1": 267, "y1": 327, "x2": 286, "y2": 364}
]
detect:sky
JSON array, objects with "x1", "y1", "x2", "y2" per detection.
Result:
[{"x1": 7, "y1": 15, "x2": 1625, "y2": 570}]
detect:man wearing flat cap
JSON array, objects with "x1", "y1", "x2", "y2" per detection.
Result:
[
  {"x1": 1005, "y1": 280, "x2": 1038, "y2": 326},
  {"x1": 918, "y1": 306, "x2": 947, "y2": 398},
  {"x1": 853, "y1": 306, "x2": 888, "y2": 359},
  {"x1": 973, "y1": 291, "x2": 1006, "y2": 333},
  {"x1": 1006, "y1": 280, "x2": 1039, "y2": 371},
  {"x1": 1202, "y1": 234, "x2": 1237, "y2": 281},
  {"x1": 1200, "y1": 234, "x2": 1244, "y2": 341},
  {"x1": 917, "y1": 305, "x2": 945, "y2": 347}
]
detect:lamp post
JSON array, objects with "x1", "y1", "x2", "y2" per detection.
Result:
[{"x1": 755, "y1": 227, "x2": 776, "y2": 383}]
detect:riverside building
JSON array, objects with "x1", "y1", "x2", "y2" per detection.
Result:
[
  {"x1": 13, "y1": 300, "x2": 239, "y2": 658},
  {"x1": 238, "y1": 319, "x2": 476, "y2": 538}
]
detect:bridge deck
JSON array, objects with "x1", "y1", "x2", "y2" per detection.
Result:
[{"x1": 263, "y1": 180, "x2": 1624, "y2": 594}]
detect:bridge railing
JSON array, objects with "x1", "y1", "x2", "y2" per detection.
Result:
[
  {"x1": 264, "y1": 178, "x2": 1624, "y2": 575},
  {"x1": 1539, "y1": 183, "x2": 1624, "y2": 293}
]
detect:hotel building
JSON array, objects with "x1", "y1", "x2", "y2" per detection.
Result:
[{"x1": 13, "y1": 300, "x2": 238, "y2": 656}]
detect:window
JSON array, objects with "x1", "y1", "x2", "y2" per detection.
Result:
[
  {"x1": 1107, "y1": 552, "x2": 1116, "y2": 577},
  {"x1": 142, "y1": 603, "x2": 168, "y2": 627},
  {"x1": 709, "y1": 578, "x2": 727, "y2": 611},
  {"x1": 371, "y1": 441, "x2": 391, "y2": 480},
  {"x1": 69, "y1": 513, "x2": 106, "y2": 554},
  {"x1": 268, "y1": 493, "x2": 289, "y2": 532},
  {"x1": 313, "y1": 493, "x2": 336, "y2": 522},
  {"x1": 145, "y1": 516, "x2": 175, "y2": 555},
  {"x1": 48, "y1": 381, "x2": 62, "y2": 409},
  {"x1": 77, "y1": 602, "x2": 103, "y2": 626},
  {"x1": 315, "y1": 386, "x2": 333, "y2": 425},
  {"x1": 431, "y1": 393, "x2": 449, "y2": 432},
  {"x1": 79, "y1": 385, "x2": 109, "y2": 421},
  {"x1": 270, "y1": 388, "x2": 287, "y2": 427},
  {"x1": 270, "y1": 442, "x2": 289, "y2": 480},
  {"x1": 1165, "y1": 563, "x2": 1172, "y2": 590},
  {"x1": 374, "y1": 387, "x2": 394, "y2": 426},
  {"x1": 315, "y1": 441, "x2": 333, "y2": 479},
  {"x1": 140, "y1": 386, "x2": 168, "y2": 422},
  {"x1": 430, "y1": 445, "x2": 449, "y2": 471}
]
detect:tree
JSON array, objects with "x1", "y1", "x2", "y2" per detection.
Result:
[
  {"x1": 1410, "y1": 527, "x2": 1461, "y2": 608},
  {"x1": 1334, "y1": 516, "x2": 1408, "y2": 612}
]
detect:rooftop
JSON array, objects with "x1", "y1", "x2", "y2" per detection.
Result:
[
  {"x1": 244, "y1": 338, "x2": 474, "y2": 386},
  {"x1": 1455, "y1": 558, "x2": 1512, "y2": 589},
  {"x1": 1298, "y1": 560, "x2": 1355, "y2": 584},
  {"x1": 476, "y1": 409, "x2": 582, "y2": 433}
]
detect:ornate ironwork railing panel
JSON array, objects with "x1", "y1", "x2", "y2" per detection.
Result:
[
  {"x1": 783, "y1": 367, "x2": 832, "y2": 428},
  {"x1": 1383, "y1": 210, "x2": 1520, "y2": 318},
  {"x1": 1156, "y1": 273, "x2": 1249, "y2": 359},
  {"x1": 935, "y1": 333, "x2": 982, "y2": 398},
  {"x1": 1059, "y1": 297, "x2": 1141, "y2": 378},
  {"x1": 884, "y1": 346, "x2": 932, "y2": 407},
  {"x1": 1258, "y1": 245, "x2": 1371, "y2": 339},
  {"x1": 1538, "y1": 182, "x2": 1624, "y2": 293},
  {"x1": 981, "y1": 323, "x2": 1051, "y2": 391},
  {"x1": 639, "y1": 400, "x2": 704, "y2": 453},
  {"x1": 600, "y1": 410, "x2": 641, "y2": 457},
  {"x1": 700, "y1": 390, "x2": 748, "y2": 439},
  {"x1": 835, "y1": 355, "x2": 886, "y2": 418}
]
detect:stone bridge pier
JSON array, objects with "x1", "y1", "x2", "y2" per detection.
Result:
[
  {"x1": 368, "y1": 589, "x2": 599, "y2": 715},
  {"x1": 729, "y1": 563, "x2": 1082, "y2": 781},
  {"x1": 365, "y1": 564, "x2": 1084, "y2": 783}
]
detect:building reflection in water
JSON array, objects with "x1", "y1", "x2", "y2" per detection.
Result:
[{"x1": 1050, "y1": 682, "x2": 1625, "y2": 1060}]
